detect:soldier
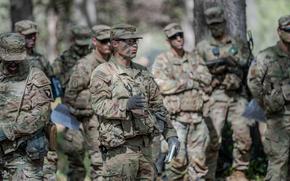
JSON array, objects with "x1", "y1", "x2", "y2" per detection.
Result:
[
  {"x1": 15, "y1": 20, "x2": 53, "y2": 77},
  {"x1": 0, "y1": 33, "x2": 52, "y2": 180},
  {"x1": 247, "y1": 15, "x2": 290, "y2": 181},
  {"x1": 196, "y1": 6, "x2": 252, "y2": 181},
  {"x1": 62, "y1": 25, "x2": 111, "y2": 181},
  {"x1": 14, "y1": 19, "x2": 57, "y2": 181},
  {"x1": 52, "y1": 25, "x2": 92, "y2": 92},
  {"x1": 89, "y1": 24, "x2": 179, "y2": 180},
  {"x1": 49, "y1": 25, "x2": 91, "y2": 180},
  {"x1": 152, "y1": 23, "x2": 212, "y2": 180}
]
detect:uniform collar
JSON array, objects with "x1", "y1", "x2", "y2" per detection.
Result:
[
  {"x1": 110, "y1": 57, "x2": 142, "y2": 78},
  {"x1": 94, "y1": 49, "x2": 109, "y2": 64},
  {"x1": 168, "y1": 49, "x2": 190, "y2": 65},
  {"x1": 275, "y1": 41, "x2": 290, "y2": 58}
]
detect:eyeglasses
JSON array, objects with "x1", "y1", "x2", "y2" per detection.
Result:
[
  {"x1": 119, "y1": 39, "x2": 139, "y2": 46},
  {"x1": 99, "y1": 39, "x2": 111, "y2": 44},
  {"x1": 169, "y1": 33, "x2": 184, "y2": 40}
]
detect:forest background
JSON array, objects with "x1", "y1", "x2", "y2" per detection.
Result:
[{"x1": 1, "y1": 0, "x2": 289, "y2": 180}]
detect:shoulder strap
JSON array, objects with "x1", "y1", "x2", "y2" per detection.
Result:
[{"x1": 15, "y1": 67, "x2": 31, "y2": 122}]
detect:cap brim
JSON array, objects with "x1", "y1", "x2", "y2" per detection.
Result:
[
  {"x1": 21, "y1": 29, "x2": 38, "y2": 35},
  {"x1": 95, "y1": 34, "x2": 111, "y2": 40},
  {"x1": 118, "y1": 33, "x2": 143, "y2": 39},
  {"x1": 206, "y1": 18, "x2": 224, "y2": 25},
  {"x1": 75, "y1": 39, "x2": 91, "y2": 45},
  {"x1": 1, "y1": 51, "x2": 26, "y2": 61},
  {"x1": 167, "y1": 30, "x2": 183, "y2": 38}
]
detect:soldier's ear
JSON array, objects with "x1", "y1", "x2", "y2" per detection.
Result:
[{"x1": 92, "y1": 37, "x2": 97, "y2": 47}]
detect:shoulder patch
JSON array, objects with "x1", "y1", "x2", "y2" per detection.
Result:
[
  {"x1": 92, "y1": 64, "x2": 112, "y2": 83},
  {"x1": 28, "y1": 68, "x2": 51, "y2": 87}
]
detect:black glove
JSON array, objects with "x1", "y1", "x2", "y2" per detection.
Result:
[
  {"x1": 155, "y1": 112, "x2": 166, "y2": 132},
  {"x1": 155, "y1": 152, "x2": 167, "y2": 175},
  {"x1": 0, "y1": 128, "x2": 7, "y2": 142},
  {"x1": 126, "y1": 95, "x2": 145, "y2": 110}
]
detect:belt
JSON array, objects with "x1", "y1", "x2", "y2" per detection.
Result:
[{"x1": 103, "y1": 135, "x2": 151, "y2": 158}]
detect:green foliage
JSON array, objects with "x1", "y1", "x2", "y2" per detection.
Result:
[{"x1": 247, "y1": 0, "x2": 290, "y2": 54}]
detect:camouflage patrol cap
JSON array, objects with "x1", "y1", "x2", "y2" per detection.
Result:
[
  {"x1": 278, "y1": 15, "x2": 290, "y2": 29},
  {"x1": 15, "y1": 20, "x2": 38, "y2": 35},
  {"x1": 71, "y1": 25, "x2": 92, "y2": 45},
  {"x1": 163, "y1": 23, "x2": 183, "y2": 38},
  {"x1": 92, "y1": 25, "x2": 111, "y2": 40},
  {"x1": 204, "y1": 6, "x2": 225, "y2": 25},
  {"x1": 111, "y1": 24, "x2": 142, "y2": 40},
  {"x1": 0, "y1": 33, "x2": 26, "y2": 61}
]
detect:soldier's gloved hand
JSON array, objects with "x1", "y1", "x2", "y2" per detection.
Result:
[
  {"x1": 167, "y1": 136, "x2": 180, "y2": 155},
  {"x1": 155, "y1": 112, "x2": 166, "y2": 132},
  {"x1": 126, "y1": 95, "x2": 145, "y2": 110},
  {"x1": 0, "y1": 128, "x2": 7, "y2": 142},
  {"x1": 225, "y1": 55, "x2": 238, "y2": 66}
]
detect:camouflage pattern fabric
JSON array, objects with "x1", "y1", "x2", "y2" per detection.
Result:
[
  {"x1": 247, "y1": 41, "x2": 290, "y2": 181},
  {"x1": 27, "y1": 49, "x2": 53, "y2": 77},
  {"x1": 196, "y1": 34, "x2": 252, "y2": 180},
  {"x1": 0, "y1": 63, "x2": 52, "y2": 180},
  {"x1": 62, "y1": 50, "x2": 109, "y2": 181},
  {"x1": 89, "y1": 57, "x2": 177, "y2": 180},
  {"x1": 152, "y1": 50, "x2": 212, "y2": 180},
  {"x1": 52, "y1": 45, "x2": 91, "y2": 91}
]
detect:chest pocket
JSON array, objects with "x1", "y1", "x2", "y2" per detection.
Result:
[
  {"x1": 102, "y1": 72, "x2": 157, "y2": 147},
  {"x1": 180, "y1": 90, "x2": 204, "y2": 112},
  {"x1": 270, "y1": 58, "x2": 290, "y2": 102}
]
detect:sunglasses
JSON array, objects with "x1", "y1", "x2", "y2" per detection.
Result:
[
  {"x1": 25, "y1": 33, "x2": 37, "y2": 39},
  {"x1": 281, "y1": 27, "x2": 290, "y2": 33},
  {"x1": 169, "y1": 33, "x2": 184, "y2": 40},
  {"x1": 119, "y1": 39, "x2": 139, "y2": 46},
  {"x1": 99, "y1": 39, "x2": 111, "y2": 44}
]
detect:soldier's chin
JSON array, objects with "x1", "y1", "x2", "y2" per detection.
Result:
[
  {"x1": 7, "y1": 64, "x2": 19, "y2": 73},
  {"x1": 26, "y1": 43, "x2": 35, "y2": 49}
]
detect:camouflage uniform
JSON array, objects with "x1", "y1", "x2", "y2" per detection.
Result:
[
  {"x1": 15, "y1": 20, "x2": 53, "y2": 77},
  {"x1": 89, "y1": 24, "x2": 177, "y2": 180},
  {"x1": 63, "y1": 25, "x2": 111, "y2": 181},
  {"x1": 52, "y1": 25, "x2": 92, "y2": 91},
  {"x1": 247, "y1": 15, "x2": 290, "y2": 181},
  {"x1": 152, "y1": 23, "x2": 212, "y2": 180},
  {"x1": 50, "y1": 25, "x2": 91, "y2": 180},
  {"x1": 15, "y1": 20, "x2": 56, "y2": 180},
  {"x1": 0, "y1": 33, "x2": 52, "y2": 180},
  {"x1": 196, "y1": 7, "x2": 252, "y2": 180}
]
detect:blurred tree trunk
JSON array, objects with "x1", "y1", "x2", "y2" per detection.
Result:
[
  {"x1": 10, "y1": 0, "x2": 33, "y2": 31},
  {"x1": 183, "y1": 0, "x2": 195, "y2": 51},
  {"x1": 193, "y1": 0, "x2": 247, "y2": 44},
  {"x1": 223, "y1": 0, "x2": 247, "y2": 40}
]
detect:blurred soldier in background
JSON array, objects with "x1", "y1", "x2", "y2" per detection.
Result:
[
  {"x1": 49, "y1": 25, "x2": 91, "y2": 180},
  {"x1": 196, "y1": 6, "x2": 252, "y2": 181},
  {"x1": 89, "y1": 24, "x2": 178, "y2": 180},
  {"x1": 63, "y1": 25, "x2": 111, "y2": 181},
  {"x1": 0, "y1": 33, "x2": 52, "y2": 180},
  {"x1": 14, "y1": 19, "x2": 57, "y2": 181},
  {"x1": 52, "y1": 25, "x2": 92, "y2": 92},
  {"x1": 15, "y1": 20, "x2": 53, "y2": 77},
  {"x1": 247, "y1": 15, "x2": 290, "y2": 181},
  {"x1": 152, "y1": 23, "x2": 212, "y2": 180}
]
